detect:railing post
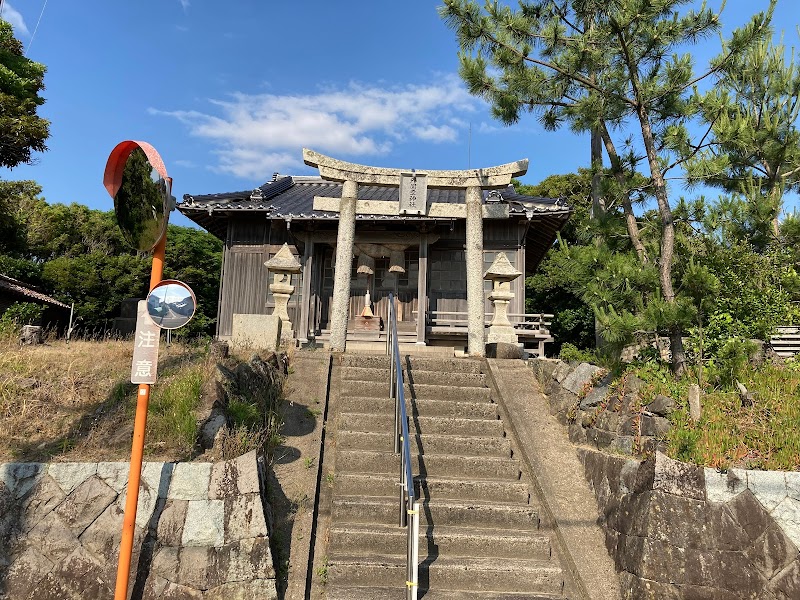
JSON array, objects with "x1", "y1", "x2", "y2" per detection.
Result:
[
  {"x1": 410, "y1": 500, "x2": 420, "y2": 600},
  {"x1": 406, "y1": 501, "x2": 413, "y2": 600},
  {"x1": 399, "y1": 450, "x2": 407, "y2": 527}
]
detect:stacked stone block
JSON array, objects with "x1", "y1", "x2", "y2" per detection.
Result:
[
  {"x1": 0, "y1": 451, "x2": 276, "y2": 599},
  {"x1": 529, "y1": 358, "x2": 673, "y2": 456},
  {"x1": 580, "y1": 449, "x2": 800, "y2": 599}
]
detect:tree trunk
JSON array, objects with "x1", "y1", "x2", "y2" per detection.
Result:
[
  {"x1": 590, "y1": 128, "x2": 605, "y2": 219},
  {"x1": 670, "y1": 327, "x2": 687, "y2": 377},
  {"x1": 635, "y1": 105, "x2": 686, "y2": 376},
  {"x1": 591, "y1": 127, "x2": 605, "y2": 349},
  {"x1": 599, "y1": 123, "x2": 648, "y2": 264},
  {"x1": 770, "y1": 185, "x2": 781, "y2": 239}
]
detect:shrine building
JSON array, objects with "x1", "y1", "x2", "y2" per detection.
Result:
[{"x1": 177, "y1": 149, "x2": 571, "y2": 356}]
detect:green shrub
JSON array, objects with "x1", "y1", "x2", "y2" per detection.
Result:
[
  {"x1": 2, "y1": 302, "x2": 44, "y2": 326},
  {"x1": 706, "y1": 337, "x2": 757, "y2": 388},
  {"x1": 220, "y1": 356, "x2": 286, "y2": 460},
  {"x1": 558, "y1": 342, "x2": 596, "y2": 364}
]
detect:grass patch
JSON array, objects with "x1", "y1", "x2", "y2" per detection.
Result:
[
  {"x1": 215, "y1": 355, "x2": 286, "y2": 461},
  {"x1": 0, "y1": 338, "x2": 134, "y2": 461},
  {"x1": 316, "y1": 557, "x2": 329, "y2": 585},
  {"x1": 0, "y1": 338, "x2": 213, "y2": 462},
  {"x1": 665, "y1": 362, "x2": 800, "y2": 470},
  {"x1": 623, "y1": 358, "x2": 800, "y2": 470},
  {"x1": 146, "y1": 364, "x2": 205, "y2": 458}
]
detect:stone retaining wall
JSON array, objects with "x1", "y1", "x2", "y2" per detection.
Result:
[
  {"x1": 529, "y1": 358, "x2": 671, "y2": 456},
  {"x1": 0, "y1": 451, "x2": 277, "y2": 599},
  {"x1": 527, "y1": 357, "x2": 800, "y2": 599},
  {"x1": 579, "y1": 449, "x2": 800, "y2": 599}
]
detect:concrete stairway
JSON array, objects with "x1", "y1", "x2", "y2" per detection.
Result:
[{"x1": 324, "y1": 354, "x2": 569, "y2": 599}]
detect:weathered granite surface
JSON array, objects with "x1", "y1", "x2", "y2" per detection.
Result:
[
  {"x1": 0, "y1": 451, "x2": 276, "y2": 599},
  {"x1": 231, "y1": 314, "x2": 282, "y2": 352},
  {"x1": 329, "y1": 182, "x2": 357, "y2": 353},
  {"x1": 465, "y1": 184, "x2": 485, "y2": 357},
  {"x1": 580, "y1": 450, "x2": 800, "y2": 600},
  {"x1": 529, "y1": 358, "x2": 671, "y2": 457}
]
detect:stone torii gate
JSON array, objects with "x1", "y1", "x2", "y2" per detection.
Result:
[{"x1": 303, "y1": 148, "x2": 528, "y2": 356}]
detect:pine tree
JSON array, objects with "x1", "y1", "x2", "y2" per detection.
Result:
[
  {"x1": 439, "y1": 0, "x2": 775, "y2": 375},
  {"x1": 689, "y1": 39, "x2": 800, "y2": 239}
]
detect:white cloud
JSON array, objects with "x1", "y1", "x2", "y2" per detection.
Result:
[
  {"x1": 173, "y1": 159, "x2": 196, "y2": 168},
  {"x1": 150, "y1": 76, "x2": 481, "y2": 180},
  {"x1": 178, "y1": 0, "x2": 190, "y2": 13},
  {"x1": 413, "y1": 124, "x2": 458, "y2": 142},
  {"x1": 2, "y1": 2, "x2": 29, "y2": 36}
]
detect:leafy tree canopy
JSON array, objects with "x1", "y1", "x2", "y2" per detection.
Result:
[
  {"x1": 0, "y1": 180, "x2": 223, "y2": 335},
  {"x1": 0, "y1": 20, "x2": 49, "y2": 169},
  {"x1": 684, "y1": 38, "x2": 800, "y2": 240}
]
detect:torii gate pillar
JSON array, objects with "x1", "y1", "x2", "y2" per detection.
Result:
[
  {"x1": 329, "y1": 180, "x2": 357, "y2": 352},
  {"x1": 465, "y1": 186, "x2": 485, "y2": 356}
]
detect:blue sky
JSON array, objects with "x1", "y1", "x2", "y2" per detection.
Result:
[{"x1": 1, "y1": 0, "x2": 797, "y2": 228}]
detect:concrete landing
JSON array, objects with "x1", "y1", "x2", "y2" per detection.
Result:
[{"x1": 487, "y1": 359, "x2": 622, "y2": 600}]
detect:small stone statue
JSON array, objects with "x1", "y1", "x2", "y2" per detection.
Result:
[{"x1": 361, "y1": 290, "x2": 374, "y2": 318}]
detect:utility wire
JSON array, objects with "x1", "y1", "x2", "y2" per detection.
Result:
[{"x1": 26, "y1": 0, "x2": 48, "y2": 56}]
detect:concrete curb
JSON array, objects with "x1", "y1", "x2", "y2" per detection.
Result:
[{"x1": 486, "y1": 358, "x2": 622, "y2": 600}]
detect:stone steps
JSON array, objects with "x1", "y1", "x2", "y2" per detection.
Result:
[
  {"x1": 337, "y1": 412, "x2": 504, "y2": 437},
  {"x1": 333, "y1": 472, "x2": 530, "y2": 504},
  {"x1": 332, "y1": 496, "x2": 539, "y2": 529},
  {"x1": 328, "y1": 522, "x2": 552, "y2": 560},
  {"x1": 339, "y1": 354, "x2": 482, "y2": 373},
  {"x1": 337, "y1": 430, "x2": 512, "y2": 457},
  {"x1": 335, "y1": 449, "x2": 521, "y2": 481},
  {"x1": 327, "y1": 588, "x2": 564, "y2": 600},
  {"x1": 340, "y1": 379, "x2": 492, "y2": 403},
  {"x1": 339, "y1": 396, "x2": 500, "y2": 419},
  {"x1": 341, "y1": 366, "x2": 488, "y2": 388},
  {"x1": 322, "y1": 353, "x2": 567, "y2": 598},
  {"x1": 327, "y1": 555, "x2": 564, "y2": 596}
]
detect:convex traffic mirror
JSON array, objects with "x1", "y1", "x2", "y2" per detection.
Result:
[
  {"x1": 104, "y1": 142, "x2": 172, "y2": 253},
  {"x1": 114, "y1": 147, "x2": 170, "y2": 252},
  {"x1": 146, "y1": 279, "x2": 196, "y2": 329}
]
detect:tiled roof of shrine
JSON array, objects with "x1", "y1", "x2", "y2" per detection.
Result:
[{"x1": 179, "y1": 175, "x2": 571, "y2": 239}]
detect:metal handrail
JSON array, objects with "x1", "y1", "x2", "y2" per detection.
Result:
[{"x1": 387, "y1": 293, "x2": 420, "y2": 600}]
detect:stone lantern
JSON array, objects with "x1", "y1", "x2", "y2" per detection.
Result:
[
  {"x1": 264, "y1": 243, "x2": 302, "y2": 340},
  {"x1": 484, "y1": 252, "x2": 522, "y2": 357}
]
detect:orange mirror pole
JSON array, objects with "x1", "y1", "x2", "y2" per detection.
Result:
[{"x1": 113, "y1": 230, "x2": 166, "y2": 600}]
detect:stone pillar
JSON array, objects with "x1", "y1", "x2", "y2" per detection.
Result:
[
  {"x1": 465, "y1": 185, "x2": 485, "y2": 357},
  {"x1": 416, "y1": 234, "x2": 428, "y2": 345},
  {"x1": 329, "y1": 179, "x2": 358, "y2": 352},
  {"x1": 298, "y1": 237, "x2": 314, "y2": 344}
]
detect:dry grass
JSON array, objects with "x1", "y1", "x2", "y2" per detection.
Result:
[{"x1": 0, "y1": 338, "x2": 211, "y2": 463}]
